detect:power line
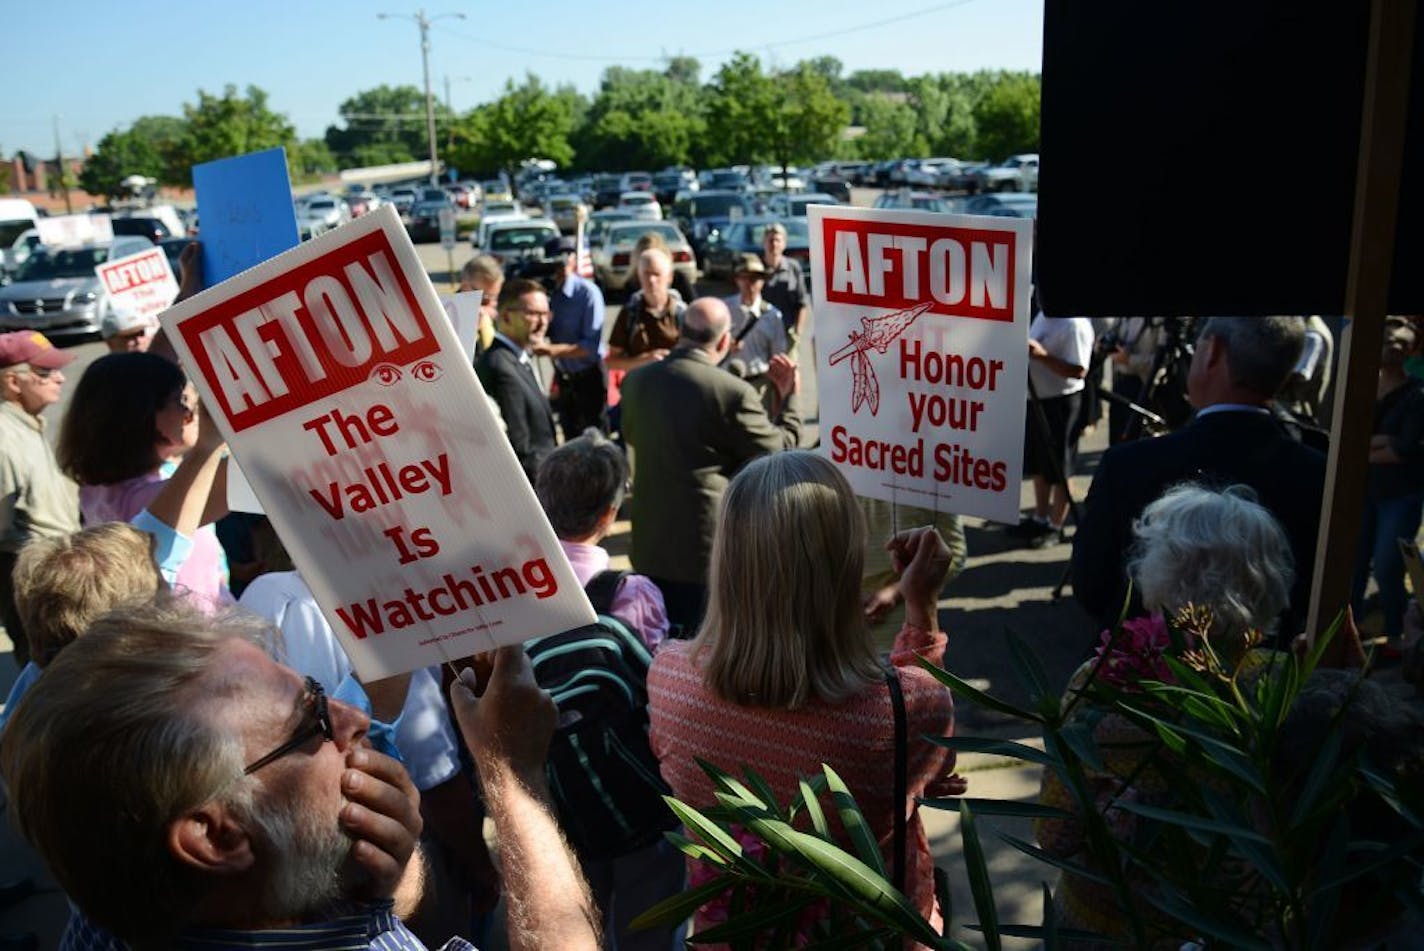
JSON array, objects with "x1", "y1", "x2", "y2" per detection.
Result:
[{"x1": 434, "y1": 0, "x2": 981, "y2": 65}]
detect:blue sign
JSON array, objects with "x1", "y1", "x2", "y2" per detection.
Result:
[{"x1": 193, "y1": 147, "x2": 299, "y2": 287}]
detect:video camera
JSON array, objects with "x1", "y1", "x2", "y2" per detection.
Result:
[{"x1": 505, "y1": 255, "x2": 565, "y2": 295}]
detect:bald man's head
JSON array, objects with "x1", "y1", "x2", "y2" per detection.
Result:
[{"x1": 680, "y1": 297, "x2": 732, "y2": 352}]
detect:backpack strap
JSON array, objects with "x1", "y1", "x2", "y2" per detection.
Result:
[
  {"x1": 885, "y1": 663, "x2": 907, "y2": 894},
  {"x1": 584, "y1": 569, "x2": 630, "y2": 616}
]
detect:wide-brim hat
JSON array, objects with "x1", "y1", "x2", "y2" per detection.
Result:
[{"x1": 735, "y1": 254, "x2": 768, "y2": 278}]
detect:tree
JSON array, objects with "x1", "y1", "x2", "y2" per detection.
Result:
[
  {"x1": 324, "y1": 84, "x2": 452, "y2": 167},
  {"x1": 854, "y1": 95, "x2": 923, "y2": 160},
  {"x1": 663, "y1": 55, "x2": 701, "y2": 87},
  {"x1": 845, "y1": 68, "x2": 908, "y2": 95},
  {"x1": 79, "y1": 128, "x2": 165, "y2": 199},
  {"x1": 178, "y1": 85, "x2": 296, "y2": 177},
  {"x1": 80, "y1": 116, "x2": 189, "y2": 197},
  {"x1": 290, "y1": 138, "x2": 337, "y2": 181},
  {"x1": 973, "y1": 72, "x2": 1040, "y2": 160},
  {"x1": 447, "y1": 74, "x2": 576, "y2": 178},
  {"x1": 573, "y1": 65, "x2": 705, "y2": 171},
  {"x1": 702, "y1": 52, "x2": 779, "y2": 167},
  {"x1": 768, "y1": 62, "x2": 851, "y2": 174}
]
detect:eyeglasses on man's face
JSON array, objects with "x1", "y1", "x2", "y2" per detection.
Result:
[{"x1": 243, "y1": 676, "x2": 334, "y2": 775}]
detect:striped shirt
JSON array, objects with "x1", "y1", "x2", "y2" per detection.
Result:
[
  {"x1": 60, "y1": 902, "x2": 472, "y2": 951},
  {"x1": 647, "y1": 623, "x2": 955, "y2": 936}
]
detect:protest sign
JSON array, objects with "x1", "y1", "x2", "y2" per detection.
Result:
[
  {"x1": 808, "y1": 206, "x2": 1033, "y2": 524},
  {"x1": 94, "y1": 245, "x2": 178, "y2": 322},
  {"x1": 36, "y1": 213, "x2": 112, "y2": 248},
  {"x1": 192, "y1": 147, "x2": 299, "y2": 288},
  {"x1": 443, "y1": 291, "x2": 482, "y2": 363},
  {"x1": 161, "y1": 205, "x2": 595, "y2": 678}
]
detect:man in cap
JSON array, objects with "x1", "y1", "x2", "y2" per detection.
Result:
[
  {"x1": 534, "y1": 235, "x2": 608, "y2": 437},
  {"x1": 100, "y1": 307, "x2": 157, "y2": 353},
  {"x1": 0, "y1": 331, "x2": 79, "y2": 667},
  {"x1": 722, "y1": 254, "x2": 789, "y2": 410},
  {"x1": 759, "y1": 222, "x2": 809, "y2": 351}
]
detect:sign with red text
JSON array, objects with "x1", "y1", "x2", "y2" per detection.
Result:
[
  {"x1": 809, "y1": 206, "x2": 1033, "y2": 523},
  {"x1": 161, "y1": 205, "x2": 594, "y2": 678},
  {"x1": 95, "y1": 246, "x2": 178, "y2": 322}
]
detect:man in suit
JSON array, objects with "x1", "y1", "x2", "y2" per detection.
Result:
[
  {"x1": 621, "y1": 297, "x2": 801, "y2": 631},
  {"x1": 476, "y1": 278, "x2": 559, "y2": 482},
  {"x1": 1072, "y1": 316, "x2": 1325, "y2": 638}
]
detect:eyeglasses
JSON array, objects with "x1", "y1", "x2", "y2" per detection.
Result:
[{"x1": 243, "y1": 676, "x2": 333, "y2": 775}]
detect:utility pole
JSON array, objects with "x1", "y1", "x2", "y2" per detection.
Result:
[
  {"x1": 378, "y1": 8, "x2": 465, "y2": 186},
  {"x1": 53, "y1": 114, "x2": 72, "y2": 215}
]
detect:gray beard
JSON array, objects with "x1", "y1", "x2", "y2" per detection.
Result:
[{"x1": 243, "y1": 790, "x2": 354, "y2": 921}]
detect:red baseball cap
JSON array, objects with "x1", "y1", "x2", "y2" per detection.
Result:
[{"x1": 0, "y1": 331, "x2": 76, "y2": 370}]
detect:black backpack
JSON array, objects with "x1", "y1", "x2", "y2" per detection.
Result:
[{"x1": 525, "y1": 569, "x2": 678, "y2": 860}]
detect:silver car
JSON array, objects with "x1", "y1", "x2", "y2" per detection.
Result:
[
  {"x1": 0, "y1": 236, "x2": 155, "y2": 337},
  {"x1": 592, "y1": 221, "x2": 696, "y2": 293}
]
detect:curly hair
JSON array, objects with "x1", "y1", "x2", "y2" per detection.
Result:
[{"x1": 1128, "y1": 482, "x2": 1293, "y2": 641}]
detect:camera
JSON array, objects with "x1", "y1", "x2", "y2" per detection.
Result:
[{"x1": 505, "y1": 256, "x2": 565, "y2": 295}]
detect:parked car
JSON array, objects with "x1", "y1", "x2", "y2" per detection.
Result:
[
  {"x1": 109, "y1": 215, "x2": 175, "y2": 244},
  {"x1": 483, "y1": 219, "x2": 560, "y2": 275},
  {"x1": 905, "y1": 157, "x2": 962, "y2": 189},
  {"x1": 388, "y1": 187, "x2": 420, "y2": 219},
  {"x1": 699, "y1": 169, "x2": 749, "y2": 192},
  {"x1": 873, "y1": 190, "x2": 954, "y2": 214},
  {"x1": 617, "y1": 192, "x2": 662, "y2": 221},
  {"x1": 481, "y1": 179, "x2": 512, "y2": 203},
  {"x1": 651, "y1": 171, "x2": 687, "y2": 205},
  {"x1": 0, "y1": 199, "x2": 39, "y2": 276},
  {"x1": 304, "y1": 196, "x2": 353, "y2": 230},
  {"x1": 407, "y1": 192, "x2": 453, "y2": 242},
  {"x1": 591, "y1": 175, "x2": 624, "y2": 209},
  {"x1": 702, "y1": 217, "x2": 810, "y2": 281},
  {"x1": 767, "y1": 192, "x2": 840, "y2": 218},
  {"x1": 474, "y1": 200, "x2": 527, "y2": 247},
  {"x1": 158, "y1": 236, "x2": 193, "y2": 274},
  {"x1": 585, "y1": 209, "x2": 636, "y2": 248},
  {"x1": 671, "y1": 190, "x2": 755, "y2": 263},
  {"x1": 619, "y1": 171, "x2": 653, "y2": 193},
  {"x1": 2, "y1": 228, "x2": 41, "y2": 280},
  {"x1": 965, "y1": 193, "x2": 1038, "y2": 218},
  {"x1": 592, "y1": 220, "x2": 697, "y2": 296},
  {"x1": 0, "y1": 236, "x2": 154, "y2": 337},
  {"x1": 971, "y1": 154, "x2": 1039, "y2": 192},
  {"x1": 546, "y1": 194, "x2": 588, "y2": 234}
]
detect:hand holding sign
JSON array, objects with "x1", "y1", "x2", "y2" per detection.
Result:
[{"x1": 888, "y1": 526, "x2": 953, "y2": 632}]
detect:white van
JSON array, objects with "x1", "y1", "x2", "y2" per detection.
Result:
[{"x1": 0, "y1": 199, "x2": 40, "y2": 275}]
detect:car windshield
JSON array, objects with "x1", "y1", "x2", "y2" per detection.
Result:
[
  {"x1": 709, "y1": 173, "x2": 745, "y2": 189},
  {"x1": 749, "y1": 220, "x2": 809, "y2": 243},
  {"x1": 482, "y1": 181, "x2": 505, "y2": 192},
  {"x1": 689, "y1": 195, "x2": 747, "y2": 217},
  {"x1": 421, "y1": 189, "x2": 447, "y2": 202},
  {"x1": 309, "y1": 200, "x2": 335, "y2": 210},
  {"x1": 911, "y1": 198, "x2": 949, "y2": 212},
  {"x1": 490, "y1": 227, "x2": 555, "y2": 251},
  {"x1": 609, "y1": 224, "x2": 680, "y2": 247},
  {"x1": 485, "y1": 203, "x2": 518, "y2": 215},
  {"x1": 18, "y1": 247, "x2": 110, "y2": 281},
  {"x1": 0, "y1": 221, "x2": 33, "y2": 245}
]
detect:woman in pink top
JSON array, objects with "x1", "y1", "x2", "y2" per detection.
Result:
[
  {"x1": 647, "y1": 451, "x2": 962, "y2": 941},
  {"x1": 57, "y1": 352, "x2": 230, "y2": 608}
]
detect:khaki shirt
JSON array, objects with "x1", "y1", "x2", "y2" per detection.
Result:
[{"x1": 0, "y1": 401, "x2": 80, "y2": 553}]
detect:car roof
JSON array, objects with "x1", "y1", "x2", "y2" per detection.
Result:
[{"x1": 486, "y1": 219, "x2": 555, "y2": 231}]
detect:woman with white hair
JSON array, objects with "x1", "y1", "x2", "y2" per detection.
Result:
[
  {"x1": 1129, "y1": 482, "x2": 1294, "y2": 644},
  {"x1": 647, "y1": 450, "x2": 962, "y2": 939},
  {"x1": 1038, "y1": 482, "x2": 1294, "y2": 947}
]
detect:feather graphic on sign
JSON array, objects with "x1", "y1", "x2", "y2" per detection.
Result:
[{"x1": 828, "y1": 302, "x2": 932, "y2": 417}]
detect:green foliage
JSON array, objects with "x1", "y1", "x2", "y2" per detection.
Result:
[
  {"x1": 447, "y1": 74, "x2": 576, "y2": 177},
  {"x1": 179, "y1": 85, "x2": 296, "y2": 175},
  {"x1": 289, "y1": 138, "x2": 337, "y2": 182},
  {"x1": 769, "y1": 62, "x2": 851, "y2": 173},
  {"x1": 855, "y1": 96, "x2": 923, "y2": 161},
  {"x1": 973, "y1": 72, "x2": 1041, "y2": 160},
  {"x1": 633, "y1": 760, "x2": 964, "y2": 950},
  {"x1": 702, "y1": 52, "x2": 780, "y2": 168},
  {"x1": 324, "y1": 84, "x2": 449, "y2": 167},
  {"x1": 573, "y1": 64, "x2": 706, "y2": 171},
  {"x1": 78, "y1": 128, "x2": 164, "y2": 199}
]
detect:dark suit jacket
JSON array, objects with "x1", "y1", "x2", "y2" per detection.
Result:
[
  {"x1": 475, "y1": 337, "x2": 557, "y2": 482},
  {"x1": 621, "y1": 347, "x2": 801, "y2": 585},
  {"x1": 1072, "y1": 408, "x2": 1325, "y2": 636}
]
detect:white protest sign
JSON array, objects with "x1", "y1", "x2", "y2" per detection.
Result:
[
  {"x1": 442, "y1": 291, "x2": 483, "y2": 363},
  {"x1": 94, "y1": 246, "x2": 178, "y2": 322},
  {"x1": 161, "y1": 205, "x2": 595, "y2": 679},
  {"x1": 36, "y1": 213, "x2": 112, "y2": 248},
  {"x1": 808, "y1": 205, "x2": 1033, "y2": 524},
  {"x1": 226, "y1": 462, "x2": 265, "y2": 515}
]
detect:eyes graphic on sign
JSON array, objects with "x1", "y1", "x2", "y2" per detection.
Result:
[
  {"x1": 369, "y1": 363, "x2": 403, "y2": 386},
  {"x1": 411, "y1": 361, "x2": 443, "y2": 383}
]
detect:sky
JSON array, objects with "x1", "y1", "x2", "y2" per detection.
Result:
[{"x1": 0, "y1": 0, "x2": 1043, "y2": 159}]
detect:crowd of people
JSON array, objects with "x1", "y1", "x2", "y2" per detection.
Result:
[{"x1": 0, "y1": 219, "x2": 1422, "y2": 950}]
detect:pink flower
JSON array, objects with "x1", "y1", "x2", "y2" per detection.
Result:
[{"x1": 1093, "y1": 614, "x2": 1191, "y2": 690}]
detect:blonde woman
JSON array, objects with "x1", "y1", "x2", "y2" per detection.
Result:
[{"x1": 647, "y1": 451, "x2": 962, "y2": 937}]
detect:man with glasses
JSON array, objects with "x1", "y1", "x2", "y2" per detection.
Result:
[
  {"x1": 0, "y1": 331, "x2": 79, "y2": 668},
  {"x1": 0, "y1": 599, "x2": 600, "y2": 949},
  {"x1": 477, "y1": 279, "x2": 559, "y2": 482}
]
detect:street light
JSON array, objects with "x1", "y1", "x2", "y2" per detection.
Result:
[{"x1": 377, "y1": 8, "x2": 466, "y2": 186}]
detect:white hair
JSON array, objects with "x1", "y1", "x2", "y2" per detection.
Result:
[{"x1": 1128, "y1": 483, "x2": 1293, "y2": 640}]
